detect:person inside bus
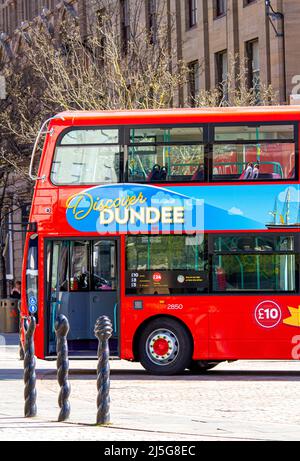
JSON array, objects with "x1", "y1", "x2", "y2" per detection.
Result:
[
  {"x1": 214, "y1": 267, "x2": 227, "y2": 292},
  {"x1": 252, "y1": 163, "x2": 260, "y2": 179},
  {"x1": 160, "y1": 166, "x2": 168, "y2": 181},
  {"x1": 11, "y1": 281, "x2": 21, "y2": 299},
  {"x1": 147, "y1": 164, "x2": 161, "y2": 182},
  {"x1": 191, "y1": 164, "x2": 204, "y2": 181},
  {"x1": 239, "y1": 162, "x2": 254, "y2": 180}
]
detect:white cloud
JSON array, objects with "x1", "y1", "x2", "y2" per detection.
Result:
[
  {"x1": 278, "y1": 187, "x2": 300, "y2": 203},
  {"x1": 228, "y1": 207, "x2": 244, "y2": 216}
]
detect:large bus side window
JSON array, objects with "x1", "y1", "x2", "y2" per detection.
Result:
[
  {"x1": 212, "y1": 235, "x2": 297, "y2": 292},
  {"x1": 126, "y1": 234, "x2": 208, "y2": 295},
  {"x1": 26, "y1": 236, "x2": 38, "y2": 319},
  {"x1": 127, "y1": 126, "x2": 205, "y2": 183},
  {"x1": 212, "y1": 124, "x2": 296, "y2": 181}
]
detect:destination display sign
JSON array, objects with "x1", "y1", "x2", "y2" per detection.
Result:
[{"x1": 126, "y1": 270, "x2": 208, "y2": 295}]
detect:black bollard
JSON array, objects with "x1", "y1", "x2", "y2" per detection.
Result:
[
  {"x1": 55, "y1": 315, "x2": 71, "y2": 422},
  {"x1": 94, "y1": 316, "x2": 113, "y2": 425},
  {"x1": 23, "y1": 316, "x2": 37, "y2": 418}
]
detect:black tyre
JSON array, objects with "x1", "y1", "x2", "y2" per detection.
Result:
[
  {"x1": 189, "y1": 360, "x2": 221, "y2": 373},
  {"x1": 138, "y1": 318, "x2": 193, "y2": 375}
]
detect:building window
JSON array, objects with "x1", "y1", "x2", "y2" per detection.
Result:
[
  {"x1": 187, "y1": 0, "x2": 197, "y2": 29},
  {"x1": 215, "y1": 50, "x2": 228, "y2": 101},
  {"x1": 214, "y1": 0, "x2": 227, "y2": 18},
  {"x1": 188, "y1": 60, "x2": 200, "y2": 107},
  {"x1": 120, "y1": 0, "x2": 130, "y2": 54},
  {"x1": 146, "y1": 0, "x2": 157, "y2": 44},
  {"x1": 246, "y1": 39, "x2": 260, "y2": 102}
]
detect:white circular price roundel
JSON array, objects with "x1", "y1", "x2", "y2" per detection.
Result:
[{"x1": 254, "y1": 301, "x2": 282, "y2": 329}]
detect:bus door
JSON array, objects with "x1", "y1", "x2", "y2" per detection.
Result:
[{"x1": 46, "y1": 239, "x2": 119, "y2": 356}]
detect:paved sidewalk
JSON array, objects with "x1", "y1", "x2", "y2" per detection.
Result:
[{"x1": 1, "y1": 334, "x2": 300, "y2": 441}]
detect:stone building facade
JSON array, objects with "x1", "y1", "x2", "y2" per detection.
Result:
[{"x1": 0, "y1": 0, "x2": 299, "y2": 104}]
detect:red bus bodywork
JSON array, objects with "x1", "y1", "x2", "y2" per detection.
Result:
[{"x1": 21, "y1": 107, "x2": 300, "y2": 369}]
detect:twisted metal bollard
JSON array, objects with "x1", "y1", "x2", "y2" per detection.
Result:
[
  {"x1": 23, "y1": 316, "x2": 37, "y2": 417},
  {"x1": 94, "y1": 316, "x2": 113, "y2": 425},
  {"x1": 55, "y1": 315, "x2": 71, "y2": 422}
]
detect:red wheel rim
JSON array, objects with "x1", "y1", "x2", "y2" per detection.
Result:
[{"x1": 152, "y1": 338, "x2": 170, "y2": 356}]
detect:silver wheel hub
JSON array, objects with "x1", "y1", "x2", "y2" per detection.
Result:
[{"x1": 146, "y1": 329, "x2": 179, "y2": 366}]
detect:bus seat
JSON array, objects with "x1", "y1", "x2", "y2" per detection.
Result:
[
  {"x1": 160, "y1": 166, "x2": 168, "y2": 180},
  {"x1": 239, "y1": 164, "x2": 253, "y2": 180},
  {"x1": 257, "y1": 173, "x2": 281, "y2": 179},
  {"x1": 271, "y1": 173, "x2": 282, "y2": 179},
  {"x1": 252, "y1": 165, "x2": 260, "y2": 180}
]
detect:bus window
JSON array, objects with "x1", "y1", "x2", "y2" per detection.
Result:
[
  {"x1": 51, "y1": 128, "x2": 120, "y2": 185},
  {"x1": 212, "y1": 235, "x2": 297, "y2": 292},
  {"x1": 212, "y1": 124, "x2": 296, "y2": 181},
  {"x1": 61, "y1": 129, "x2": 119, "y2": 145},
  {"x1": 70, "y1": 241, "x2": 90, "y2": 291},
  {"x1": 126, "y1": 234, "x2": 208, "y2": 294},
  {"x1": 128, "y1": 126, "x2": 204, "y2": 183},
  {"x1": 92, "y1": 241, "x2": 117, "y2": 291}
]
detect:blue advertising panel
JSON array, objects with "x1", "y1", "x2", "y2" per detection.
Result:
[
  {"x1": 66, "y1": 184, "x2": 204, "y2": 234},
  {"x1": 66, "y1": 183, "x2": 300, "y2": 234}
]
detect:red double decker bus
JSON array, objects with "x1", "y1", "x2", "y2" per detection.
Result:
[{"x1": 21, "y1": 107, "x2": 300, "y2": 374}]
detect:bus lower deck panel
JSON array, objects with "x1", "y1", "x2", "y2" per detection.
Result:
[{"x1": 32, "y1": 289, "x2": 300, "y2": 362}]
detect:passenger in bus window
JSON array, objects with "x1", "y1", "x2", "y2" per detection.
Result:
[
  {"x1": 160, "y1": 166, "x2": 168, "y2": 180},
  {"x1": 252, "y1": 163, "x2": 260, "y2": 179},
  {"x1": 239, "y1": 163, "x2": 253, "y2": 180},
  {"x1": 147, "y1": 164, "x2": 161, "y2": 181},
  {"x1": 191, "y1": 164, "x2": 204, "y2": 181},
  {"x1": 11, "y1": 281, "x2": 21, "y2": 300}
]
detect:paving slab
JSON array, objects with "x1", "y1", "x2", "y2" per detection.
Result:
[{"x1": 1, "y1": 334, "x2": 300, "y2": 441}]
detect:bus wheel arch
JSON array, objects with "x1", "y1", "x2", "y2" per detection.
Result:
[{"x1": 132, "y1": 315, "x2": 194, "y2": 375}]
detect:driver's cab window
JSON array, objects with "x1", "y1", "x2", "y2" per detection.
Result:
[
  {"x1": 70, "y1": 241, "x2": 89, "y2": 291},
  {"x1": 92, "y1": 241, "x2": 117, "y2": 291}
]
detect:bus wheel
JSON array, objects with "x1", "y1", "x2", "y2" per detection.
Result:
[
  {"x1": 138, "y1": 318, "x2": 192, "y2": 375},
  {"x1": 189, "y1": 360, "x2": 221, "y2": 373}
]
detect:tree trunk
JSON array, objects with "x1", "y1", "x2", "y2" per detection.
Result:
[
  {"x1": 0, "y1": 173, "x2": 9, "y2": 299},
  {"x1": 0, "y1": 251, "x2": 7, "y2": 298}
]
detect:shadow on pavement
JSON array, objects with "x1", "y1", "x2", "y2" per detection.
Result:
[
  {"x1": 0, "y1": 334, "x2": 19, "y2": 346},
  {"x1": 2, "y1": 367, "x2": 300, "y2": 382}
]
